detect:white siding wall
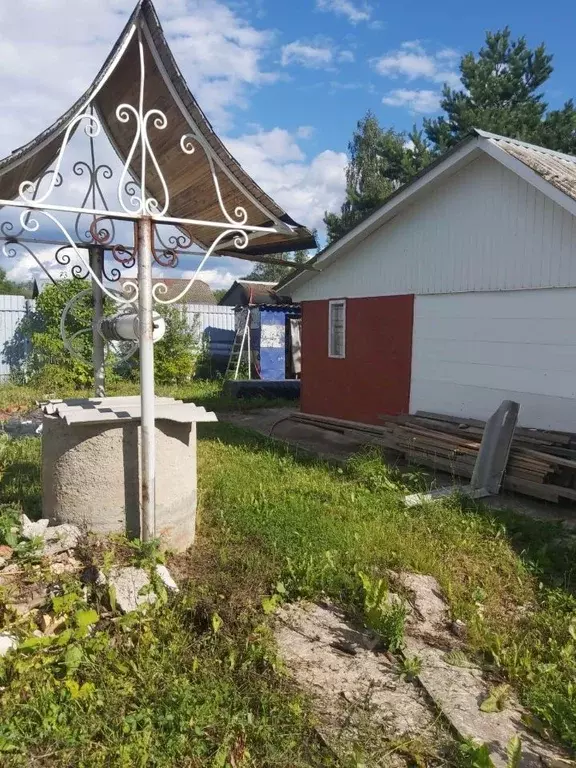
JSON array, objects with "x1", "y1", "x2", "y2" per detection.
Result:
[
  {"x1": 295, "y1": 154, "x2": 576, "y2": 301},
  {"x1": 410, "y1": 289, "x2": 576, "y2": 431}
]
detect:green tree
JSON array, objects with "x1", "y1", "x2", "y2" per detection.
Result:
[
  {"x1": 212, "y1": 288, "x2": 228, "y2": 303},
  {"x1": 324, "y1": 113, "x2": 432, "y2": 243},
  {"x1": 424, "y1": 28, "x2": 576, "y2": 153},
  {"x1": 152, "y1": 304, "x2": 198, "y2": 385},
  {"x1": 242, "y1": 248, "x2": 312, "y2": 283},
  {"x1": 0, "y1": 267, "x2": 33, "y2": 297},
  {"x1": 6, "y1": 278, "x2": 94, "y2": 389},
  {"x1": 327, "y1": 30, "x2": 576, "y2": 245}
]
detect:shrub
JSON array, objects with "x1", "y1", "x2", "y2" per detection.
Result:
[
  {"x1": 123, "y1": 304, "x2": 199, "y2": 386},
  {"x1": 5, "y1": 278, "x2": 96, "y2": 390},
  {"x1": 5, "y1": 280, "x2": 201, "y2": 390},
  {"x1": 153, "y1": 304, "x2": 199, "y2": 385}
]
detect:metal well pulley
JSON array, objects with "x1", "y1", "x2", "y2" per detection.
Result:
[{"x1": 60, "y1": 288, "x2": 166, "y2": 364}]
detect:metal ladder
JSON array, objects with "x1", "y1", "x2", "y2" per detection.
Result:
[{"x1": 225, "y1": 307, "x2": 251, "y2": 380}]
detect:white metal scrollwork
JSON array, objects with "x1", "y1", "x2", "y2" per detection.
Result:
[
  {"x1": 19, "y1": 208, "x2": 139, "y2": 304},
  {"x1": 180, "y1": 133, "x2": 248, "y2": 226},
  {"x1": 117, "y1": 27, "x2": 170, "y2": 216}
]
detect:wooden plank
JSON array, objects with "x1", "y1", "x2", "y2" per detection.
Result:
[
  {"x1": 414, "y1": 410, "x2": 574, "y2": 446},
  {"x1": 513, "y1": 445, "x2": 576, "y2": 470},
  {"x1": 294, "y1": 413, "x2": 392, "y2": 436},
  {"x1": 502, "y1": 476, "x2": 560, "y2": 502}
]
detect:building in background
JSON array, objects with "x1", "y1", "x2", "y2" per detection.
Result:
[
  {"x1": 282, "y1": 130, "x2": 576, "y2": 432},
  {"x1": 218, "y1": 279, "x2": 290, "y2": 307},
  {"x1": 119, "y1": 278, "x2": 216, "y2": 304}
]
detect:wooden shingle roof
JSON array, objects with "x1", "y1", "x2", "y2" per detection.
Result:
[{"x1": 0, "y1": 0, "x2": 316, "y2": 259}]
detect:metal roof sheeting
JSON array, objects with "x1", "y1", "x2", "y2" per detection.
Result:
[
  {"x1": 40, "y1": 397, "x2": 217, "y2": 426},
  {"x1": 477, "y1": 129, "x2": 576, "y2": 203}
]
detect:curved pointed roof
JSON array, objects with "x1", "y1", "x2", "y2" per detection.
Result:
[{"x1": 0, "y1": 0, "x2": 316, "y2": 258}]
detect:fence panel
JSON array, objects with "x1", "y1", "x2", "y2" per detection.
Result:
[
  {"x1": 181, "y1": 304, "x2": 236, "y2": 337},
  {"x1": 180, "y1": 304, "x2": 236, "y2": 367},
  {"x1": 0, "y1": 298, "x2": 235, "y2": 382},
  {"x1": 0, "y1": 295, "x2": 35, "y2": 382}
]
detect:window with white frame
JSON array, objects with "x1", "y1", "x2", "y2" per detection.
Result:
[{"x1": 328, "y1": 299, "x2": 346, "y2": 358}]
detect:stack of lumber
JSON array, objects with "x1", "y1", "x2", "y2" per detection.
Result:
[{"x1": 291, "y1": 410, "x2": 576, "y2": 503}]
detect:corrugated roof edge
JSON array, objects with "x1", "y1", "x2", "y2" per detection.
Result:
[
  {"x1": 280, "y1": 128, "x2": 576, "y2": 294},
  {"x1": 474, "y1": 129, "x2": 576, "y2": 164}
]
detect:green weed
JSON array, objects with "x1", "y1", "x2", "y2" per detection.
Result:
[
  {"x1": 459, "y1": 736, "x2": 522, "y2": 768},
  {"x1": 399, "y1": 655, "x2": 423, "y2": 681},
  {"x1": 357, "y1": 570, "x2": 407, "y2": 651},
  {"x1": 198, "y1": 422, "x2": 576, "y2": 751},
  {"x1": 2, "y1": 395, "x2": 576, "y2": 759},
  {"x1": 0, "y1": 564, "x2": 334, "y2": 767}
]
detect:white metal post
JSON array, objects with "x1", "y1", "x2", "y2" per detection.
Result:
[
  {"x1": 247, "y1": 306, "x2": 251, "y2": 380},
  {"x1": 89, "y1": 245, "x2": 106, "y2": 398},
  {"x1": 137, "y1": 217, "x2": 156, "y2": 541}
]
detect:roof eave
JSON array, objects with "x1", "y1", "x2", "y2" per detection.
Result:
[
  {"x1": 0, "y1": 0, "x2": 315, "y2": 258},
  {"x1": 282, "y1": 135, "x2": 485, "y2": 294},
  {"x1": 284, "y1": 130, "x2": 576, "y2": 296}
]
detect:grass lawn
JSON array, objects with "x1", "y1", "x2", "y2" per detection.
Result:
[
  {"x1": 0, "y1": 384, "x2": 576, "y2": 765},
  {"x1": 0, "y1": 378, "x2": 292, "y2": 415}
]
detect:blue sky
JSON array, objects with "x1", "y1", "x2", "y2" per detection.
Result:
[
  {"x1": 0, "y1": 0, "x2": 574, "y2": 289},
  {"x1": 246, "y1": 0, "x2": 575, "y2": 156}
]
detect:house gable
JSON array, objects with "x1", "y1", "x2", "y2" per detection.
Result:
[{"x1": 292, "y1": 152, "x2": 576, "y2": 302}]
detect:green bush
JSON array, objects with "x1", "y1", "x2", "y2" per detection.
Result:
[
  {"x1": 153, "y1": 304, "x2": 199, "y2": 385},
  {"x1": 6, "y1": 279, "x2": 96, "y2": 390},
  {"x1": 6, "y1": 280, "x2": 200, "y2": 390},
  {"x1": 121, "y1": 304, "x2": 199, "y2": 386}
]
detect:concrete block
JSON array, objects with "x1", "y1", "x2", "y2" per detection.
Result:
[
  {"x1": 0, "y1": 633, "x2": 17, "y2": 657},
  {"x1": 108, "y1": 566, "x2": 155, "y2": 613},
  {"x1": 21, "y1": 514, "x2": 49, "y2": 540},
  {"x1": 42, "y1": 414, "x2": 199, "y2": 552}
]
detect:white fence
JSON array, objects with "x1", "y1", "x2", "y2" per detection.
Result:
[
  {"x1": 0, "y1": 296, "x2": 235, "y2": 381},
  {"x1": 181, "y1": 304, "x2": 236, "y2": 369},
  {"x1": 182, "y1": 304, "x2": 235, "y2": 338},
  {"x1": 0, "y1": 295, "x2": 35, "y2": 381}
]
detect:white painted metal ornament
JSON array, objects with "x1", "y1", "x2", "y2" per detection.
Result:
[{"x1": 0, "y1": 13, "x2": 298, "y2": 544}]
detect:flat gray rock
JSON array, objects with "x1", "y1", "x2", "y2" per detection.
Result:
[
  {"x1": 41, "y1": 524, "x2": 81, "y2": 556},
  {"x1": 398, "y1": 571, "x2": 569, "y2": 768},
  {"x1": 0, "y1": 633, "x2": 17, "y2": 657},
  {"x1": 156, "y1": 564, "x2": 179, "y2": 592},
  {"x1": 275, "y1": 601, "x2": 444, "y2": 765},
  {"x1": 20, "y1": 514, "x2": 49, "y2": 540},
  {"x1": 108, "y1": 566, "x2": 156, "y2": 613}
]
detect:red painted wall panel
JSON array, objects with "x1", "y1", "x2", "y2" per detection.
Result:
[{"x1": 300, "y1": 295, "x2": 414, "y2": 425}]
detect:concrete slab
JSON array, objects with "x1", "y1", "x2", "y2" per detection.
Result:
[
  {"x1": 275, "y1": 601, "x2": 446, "y2": 766},
  {"x1": 398, "y1": 572, "x2": 569, "y2": 768}
]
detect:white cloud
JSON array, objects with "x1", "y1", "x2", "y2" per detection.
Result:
[
  {"x1": 436, "y1": 47, "x2": 459, "y2": 62},
  {"x1": 296, "y1": 125, "x2": 315, "y2": 139},
  {"x1": 338, "y1": 50, "x2": 355, "y2": 63},
  {"x1": 185, "y1": 267, "x2": 240, "y2": 289},
  {"x1": 281, "y1": 40, "x2": 333, "y2": 69},
  {"x1": 316, "y1": 0, "x2": 372, "y2": 24},
  {"x1": 373, "y1": 41, "x2": 461, "y2": 89},
  {"x1": 280, "y1": 38, "x2": 356, "y2": 70},
  {"x1": 225, "y1": 128, "x2": 347, "y2": 232},
  {"x1": 382, "y1": 89, "x2": 441, "y2": 114},
  {"x1": 0, "y1": 0, "x2": 278, "y2": 154}
]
